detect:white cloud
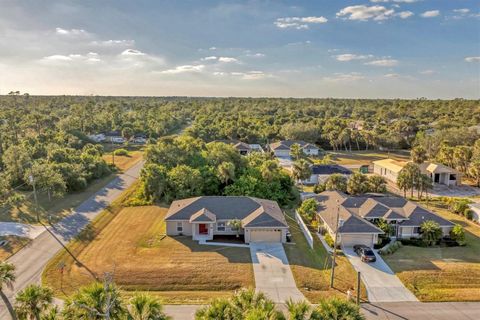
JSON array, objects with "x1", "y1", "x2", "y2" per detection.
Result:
[
  {"x1": 246, "y1": 53, "x2": 266, "y2": 58},
  {"x1": 465, "y1": 56, "x2": 480, "y2": 63},
  {"x1": 365, "y1": 59, "x2": 399, "y2": 67},
  {"x1": 453, "y1": 9, "x2": 470, "y2": 14},
  {"x1": 121, "y1": 49, "x2": 146, "y2": 56},
  {"x1": 91, "y1": 39, "x2": 135, "y2": 47},
  {"x1": 55, "y1": 27, "x2": 89, "y2": 37},
  {"x1": 160, "y1": 65, "x2": 205, "y2": 74},
  {"x1": 209, "y1": 47, "x2": 217, "y2": 50},
  {"x1": 218, "y1": 57, "x2": 238, "y2": 63},
  {"x1": 275, "y1": 16, "x2": 328, "y2": 29},
  {"x1": 419, "y1": 69, "x2": 435, "y2": 75},
  {"x1": 334, "y1": 53, "x2": 373, "y2": 61},
  {"x1": 384, "y1": 73, "x2": 400, "y2": 78},
  {"x1": 371, "y1": 0, "x2": 420, "y2": 3},
  {"x1": 336, "y1": 5, "x2": 395, "y2": 21},
  {"x1": 421, "y1": 10, "x2": 440, "y2": 18},
  {"x1": 41, "y1": 53, "x2": 102, "y2": 64},
  {"x1": 323, "y1": 72, "x2": 365, "y2": 82},
  {"x1": 202, "y1": 56, "x2": 218, "y2": 61},
  {"x1": 43, "y1": 55, "x2": 73, "y2": 62},
  {"x1": 397, "y1": 11, "x2": 414, "y2": 19}
]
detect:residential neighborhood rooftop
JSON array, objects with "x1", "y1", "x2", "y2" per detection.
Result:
[{"x1": 311, "y1": 164, "x2": 352, "y2": 175}]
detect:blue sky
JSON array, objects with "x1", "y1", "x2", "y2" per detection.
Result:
[{"x1": 0, "y1": 0, "x2": 478, "y2": 98}]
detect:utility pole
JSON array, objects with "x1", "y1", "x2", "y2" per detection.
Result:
[
  {"x1": 111, "y1": 138, "x2": 115, "y2": 165},
  {"x1": 330, "y1": 199, "x2": 340, "y2": 288},
  {"x1": 29, "y1": 174, "x2": 40, "y2": 222},
  {"x1": 356, "y1": 271, "x2": 361, "y2": 305}
]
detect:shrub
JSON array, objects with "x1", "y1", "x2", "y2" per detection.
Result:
[
  {"x1": 113, "y1": 148, "x2": 129, "y2": 156},
  {"x1": 313, "y1": 183, "x2": 326, "y2": 194},
  {"x1": 420, "y1": 220, "x2": 443, "y2": 246},
  {"x1": 400, "y1": 238, "x2": 427, "y2": 247},
  {"x1": 450, "y1": 224, "x2": 466, "y2": 246},
  {"x1": 311, "y1": 298, "x2": 364, "y2": 320},
  {"x1": 298, "y1": 198, "x2": 317, "y2": 222},
  {"x1": 324, "y1": 233, "x2": 335, "y2": 248},
  {"x1": 464, "y1": 209, "x2": 473, "y2": 220}
]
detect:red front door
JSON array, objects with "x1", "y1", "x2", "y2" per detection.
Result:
[{"x1": 199, "y1": 224, "x2": 208, "y2": 235}]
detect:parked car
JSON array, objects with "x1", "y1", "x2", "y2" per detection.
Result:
[{"x1": 353, "y1": 244, "x2": 376, "y2": 262}]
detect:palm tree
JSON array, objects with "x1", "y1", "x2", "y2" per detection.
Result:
[
  {"x1": 217, "y1": 162, "x2": 235, "y2": 185},
  {"x1": 411, "y1": 146, "x2": 427, "y2": 164},
  {"x1": 290, "y1": 143, "x2": 302, "y2": 160},
  {"x1": 127, "y1": 293, "x2": 169, "y2": 320},
  {"x1": 62, "y1": 281, "x2": 125, "y2": 319},
  {"x1": 195, "y1": 299, "x2": 231, "y2": 320},
  {"x1": 0, "y1": 262, "x2": 17, "y2": 320},
  {"x1": 286, "y1": 299, "x2": 310, "y2": 320},
  {"x1": 229, "y1": 289, "x2": 282, "y2": 320},
  {"x1": 228, "y1": 219, "x2": 242, "y2": 238},
  {"x1": 292, "y1": 159, "x2": 312, "y2": 190},
  {"x1": 310, "y1": 298, "x2": 364, "y2": 320},
  {"x1": 420, "y1": 220, "x2": 442, "y2": 246},
  {"x1": 14, "y1": 284, "x2": 53, "y2": 320}
]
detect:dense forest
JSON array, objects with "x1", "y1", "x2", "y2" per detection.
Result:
[{"x1": 0, "y1": 93, "x2": 478, "y2": 207}]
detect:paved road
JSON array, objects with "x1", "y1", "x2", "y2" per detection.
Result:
[
  {"x1": 0, "y1": 222, "x2": 44, "y2": 239},
  {"x1": 362, "y1": 302, "x2": 480, "y2": 320},
  {"x1": 249, "y1": 242, "x2": 305, "y2": 303},
  {"x1": 343, "y1": 247, "x2": 417, "y2": 302},
  {"x1": 0, "y1": 161, "x2": 144, "y2": 318}
]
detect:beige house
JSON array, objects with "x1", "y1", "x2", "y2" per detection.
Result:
[
  {"x1": 373, "y1": 159, "x2": 461, "y2": 187},
  {"x1": 315, "y1": 191, "x2": 454, "y2": 248},
  {"x1": 165, "y1": 196, "x2": 289, "y2": 243}
]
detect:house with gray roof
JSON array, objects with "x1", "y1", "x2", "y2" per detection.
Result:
[
  {"x1": 165, "y1": 196, "x2": 289, "y2": 243},
  {"x1": 302, "y1": 164, "x2": 352, "y2": 185},
  {"x1": 269, "y1": 140, "x2": 319, "y2": 157},
  {"x1": 314, "y1": 191, "x2": 454, "y2": 247}
]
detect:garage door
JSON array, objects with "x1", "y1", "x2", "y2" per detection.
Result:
[
  {"x1": 340, "y1": 234, "x2": 374, "y2": 247},
  {"x1": 274, "y1": 150, "x2": 290, "y2": 158},
  {"x1": 249, "y1": 229, "x2": 282, "y2": 243}
]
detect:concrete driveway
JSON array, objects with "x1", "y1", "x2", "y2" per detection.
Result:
[
  {"x1": 343, "y1": 247, "x2": 417, "y2": 302},
  {"x1": 250, "y1": 242, "x2": 305, "y2": 303}
]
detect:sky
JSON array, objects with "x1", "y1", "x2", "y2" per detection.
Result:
[{"x1": 0, "y1": 0, "x2": 479, "y2": 98}]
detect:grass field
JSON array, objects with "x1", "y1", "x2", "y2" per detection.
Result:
[
  {"x1": 102, "y1": 150, "x2": 143, "y2": 172},
  {"x1": 43, "y1": 205, "x2": 254, "y2": 304},
  {"x1": 327, "y1": 150, "x2": 410, "y2": 166},
  {"x1": 383, "y1": 199, "x2": 480, "y2": 301},
  {"x1": 283, "y1": 211, "x2": 367, "y2": 303},
  {"x1": 0, "y1": 235, "x2": 30, "y2": 261}
]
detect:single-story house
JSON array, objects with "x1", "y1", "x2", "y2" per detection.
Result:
[
  {"x1": 314, "y1": 191, "x2": 454, "y2": 247},
  {"x1": 88, "y1": 133, "x2": 106, "y2": 143},
  {"x1": 468, "y1": 203, "x2": 480, "y2": 223},
  {"x1": 214, "y1": 140, "x2": 264, "y2": 155},
  {"x1": 165, "y1": 196, "x2": 289, "y2": 243},
  {"x1": 373, "y1": 159, "x2": 462, "y2": 187},
  {"x1": 302, "y1": 164, "x2": 352, "y2": 185},
  {"x1": 132, "y1": 134, "x2": 148, "y2": 144},
  {"x1": 105, "y1": 131, "x2": 126, "y2": 144},
  {"x1": 269, "y1": 140, "x2": 319, "y2": 157}
]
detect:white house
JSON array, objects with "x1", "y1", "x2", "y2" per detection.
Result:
[
  {"x1": 469, "y1": 203, "x2": 480, "y2": 223},
  {"x1": 269, "y1": 140, "x2": 319, "y2": 157}
]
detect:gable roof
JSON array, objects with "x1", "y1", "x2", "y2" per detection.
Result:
[
  {"x1": 214, "y1": 139, "x2": 251, "y2": 151},
  {"x1": 189, "y1": 208, "x2": 216, "y2": 223},
  {"x1": 372, "y1": 159, "x2": 408, "y2": 173},
  {"x1": 425, "y1": 163, "x2": 458, "y2": 174},
  {"x1": 269, "y1": 140, "x2": 318, "y2": 151},
  {"x1": 314, "y1": 191, "x2": 453, "y2": 234},
  {"x1": 311, "y1": 164, "x2": 352, "y2": 175},
  {"x1": 166, "y1": 196, "x2": 288, "y2": 228}
]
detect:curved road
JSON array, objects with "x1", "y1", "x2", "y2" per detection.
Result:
[{"x1": 0, "y1": 160, "x2": 144, "y2": 318}]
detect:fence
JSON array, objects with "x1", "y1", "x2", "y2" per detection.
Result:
[{"x1": 295, "y1": 210, "x2": 314, "y2": 249}]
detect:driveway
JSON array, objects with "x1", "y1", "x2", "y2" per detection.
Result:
[
  {"x1": 0, "y1": 160, "x2": 144, "y2": 319},
  {"x1": 276, "y1": 156, "x2": 293, "y2": 168},
  {"x1": 343, "y1": 247, "x2": 417, "y2": 302},
  {"x1": 249, "y1": 242, "x2": 305, "y2": 303},
  {"x1": 0, "y1": 222, "x2": 45, "y2": 239}
]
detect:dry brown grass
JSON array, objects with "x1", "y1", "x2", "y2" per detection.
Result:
[
  {"x1": 43, "y1": 205, "x2": 253, "y2": 304},
  {"x1": 383, "y1": 200, "x2": 480, "y2": 301},
  {"x1": 327, "y1": 151, "x2": 410, "y2": 166},
  {"x1": 103, "y1": 150, "x2": 143, "y2": 172},
  {"x1": 0, "y1": 235, "x2": 30, "y2": 261},
  {"x1": 283, "y1": 212, "x2": 367, "y2": 303}
]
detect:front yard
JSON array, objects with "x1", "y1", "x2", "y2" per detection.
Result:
[
  {"x1": 283, "y1": 211, "x2": 367, "y2": 302},
  {"x1": 383, "y1": 200, "x2": 480, "y2": 301},
  {"x1": 43, "y1": 205, "x2": 254, "y2": 304},
  {"x1": 0, "y1": 235, "x2": 30, "y2": 261}
]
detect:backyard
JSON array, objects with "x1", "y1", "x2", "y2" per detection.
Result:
[
  {"x1": 383, "y1": 199, "x2": 480, "y2": 301},
  {"x1": 327, "y1": 150, "x2": 410, "y2": 166},
  {"x1": 42, "y1": 205, "x2": 254, "y2": 304},
  {"x1": 283, "y1": 211, "x2": 367, "y2": 302}
]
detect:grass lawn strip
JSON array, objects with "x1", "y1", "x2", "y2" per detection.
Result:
[
  {"x1": 327, "y1": 150, "x2": 410, "y2": 166},
  {"x1": 43, "y1": 192, "x2": 253, "y2": 304},
  {"x1": 283, "y1": 210, "x2": 367, "y2": 303},
  {"x1": 383, "y1": 199, "x2": 480, "y2": 301},
  {"x1": 0, "y1": 235, "x2": 31, "y2": 261}
]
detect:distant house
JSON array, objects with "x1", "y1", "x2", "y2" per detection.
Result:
[
  {"x1": 105, "y1": 131, "x2": 125, "y2": 144},
  {"x1": 315, "y1": 191, "x2": 454, "y2": 247},
  {"x1": 132, "y1": 134, "x2": 148, "y2": 145},
  {"x1": 215, "y1": 140, "x2": 264, "y2": 155},
  {"x1": 373, "y1": 159, "x2": 462, "y2": 187},
  {"x1": 269, "y1": 140, "x2": 319, "y2": 157},
  {"x1": 469, "y1": 203, "x2": 480, "y2": 223},
  {"x1": 302, "y1": 164, "x2": 352, "y2": 185},
  {"x1": 165, "y1": 196, "x2": 289, "y2": 243},
  {"x1": 88, "y1": 133, "x2": 106, "y2": 143}
]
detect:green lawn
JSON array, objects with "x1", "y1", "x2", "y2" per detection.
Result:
[
  {"x1": 326, "y1": 150, "x2": 410, "y2": 166},
  {"x1": 283, "y1": 211, "x2": 367, "y2": 302},
  {"x1": 383, "y1": 199, "x2": 480, "y2": 301}
]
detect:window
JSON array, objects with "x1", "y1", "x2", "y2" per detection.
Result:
[
  {"x1": 413, "y1": 227, "x2": 420, "y2": 234},
  {"x1": 217, "y1": 222, "x2": 226, "y2": 232},
  {"x1": 176, "y1": 222, "x2": 183, "y2": 232}
]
